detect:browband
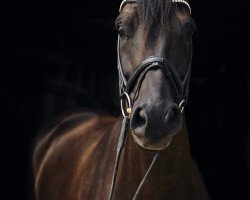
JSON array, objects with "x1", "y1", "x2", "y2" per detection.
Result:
[
  {"x1": 119, "y1": 0, "x2": 192, "y2": 14},
  {"x1": 119, "y1": 0, "x2": 138, "y2": 12}
]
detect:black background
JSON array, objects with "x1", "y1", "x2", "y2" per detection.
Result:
[{"x1": 1, "y1": 0, "x2": 249, "y2": 199}]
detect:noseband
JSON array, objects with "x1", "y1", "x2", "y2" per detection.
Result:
[
  {"x1": 118, "y1": 39, "x2": 192, "y2": 117},
  {"x1": 109, "y1": 1, "x2": 192, "y2": 200}
]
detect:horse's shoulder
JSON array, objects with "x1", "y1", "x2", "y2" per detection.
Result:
[{"x1": 32, "y1": 109, "x2": 119, "y2": 175}]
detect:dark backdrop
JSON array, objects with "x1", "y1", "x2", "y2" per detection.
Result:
[{"x1": 1, "y1": 0, "x2": 248, "y2": 199}]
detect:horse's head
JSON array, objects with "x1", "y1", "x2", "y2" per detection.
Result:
[{"x1": 116, "y1": 0, "x2": 196, "y2": 151}]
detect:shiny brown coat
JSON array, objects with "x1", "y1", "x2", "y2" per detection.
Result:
[{"x1": 33, "y1": 111, "x2": 209, "y2": 200}]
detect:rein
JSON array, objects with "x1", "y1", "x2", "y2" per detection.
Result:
[{"x1": 108, "y1": 1, "x2": 192, "y2": 200}]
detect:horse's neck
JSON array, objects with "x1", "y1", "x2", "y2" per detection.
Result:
[{"x1": 114, "y1": 116, "x2": 195, "y2": 199}]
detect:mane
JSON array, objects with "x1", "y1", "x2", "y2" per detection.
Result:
[{"x1": 137, "y1": 0, "x2": 173, "y2": 35}]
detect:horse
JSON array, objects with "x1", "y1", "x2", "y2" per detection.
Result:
[{"x1": 32, "y1": 0, "x2": 210, "y2": 199}]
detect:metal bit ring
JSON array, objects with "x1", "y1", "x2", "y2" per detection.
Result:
[
  {"x1": 120, "y1": 92, "x2": 132, "y2": 118},
  {"x1": 178, "y1": 100, "x2": 185, "y2": 114}
]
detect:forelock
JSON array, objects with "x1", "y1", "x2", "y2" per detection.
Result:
[{"x1": 137, "y1": 0, "x2": 172, "y2": 36}]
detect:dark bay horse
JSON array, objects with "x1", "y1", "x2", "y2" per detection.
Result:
[{"x1": 33, "y1": 0, "x2": 210, "y2": 199}]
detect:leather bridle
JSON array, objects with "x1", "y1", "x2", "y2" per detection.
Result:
[
  {"x1": 118, "y1": 39, "x2": 193, "y2": 117},
  {"x1": 109, "y1": 1, "x2": 193, "y2": 200},
  {"x1": 118, "y1": 0, "x2": 192, "y2": 118}
]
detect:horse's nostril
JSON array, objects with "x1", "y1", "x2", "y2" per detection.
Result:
[
  {"x1": 165, "y1": 107, "x2": 181, "y2": 130},
  {"x1": 130, "y1": 107, "x2": 147, "y2": 136},
  {"x1": 131, "y1": 105, "x2": 182, "y2": 137}
]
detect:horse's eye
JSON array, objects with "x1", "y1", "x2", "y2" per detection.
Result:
[{"x1": 116, "y1": 24, "x2": 125, "y2": 37}]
